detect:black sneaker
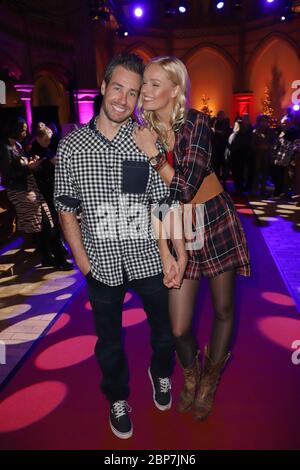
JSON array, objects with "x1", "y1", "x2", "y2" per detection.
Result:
[
  {"x1": 40, "y1": 254, "x2": 55, "y2": 267},
  {"x1": 148, "y1": 368, "x2": 172, "y2": 411},
  {"x1": 53, "y1": 259, "x2": 74, "y2": 271},
  {"x1": 109, "y1": 400, "x2": 133, "y2": 439}
]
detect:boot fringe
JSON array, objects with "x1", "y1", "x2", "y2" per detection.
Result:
[
  {"x1": 194, "y1": 345, "x2": 231, "y2": 420},
  {"x1": 176, "y1": 351, "x2": 201, "y2": 413}
]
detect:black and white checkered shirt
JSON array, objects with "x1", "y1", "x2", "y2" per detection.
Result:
[{"x1": 54, "y1": 117, "x2": 171, "y2": 286}]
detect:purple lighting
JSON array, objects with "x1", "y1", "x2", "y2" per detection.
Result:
[
  {"x1": 14, "y1": 84, "x2": 33, "y2": 132},
  {"x1": 266, "y1": 0, "x2": 275, "y2": 3},
  {"x1": 293, "y1": 104, "x2": 300, "y2": 111},
  {"x1": 134, "y1": 7, "x2": 143, "y2": 18},
  {"x1": 216, "y1": 2, "x2": 224, "y2": 9},
  {"x1": 178, "y1": 5, "x2": 186, "y2": 13},
  {"x1": 75, "y1": 89, "x2": 99, "y2": 124}
]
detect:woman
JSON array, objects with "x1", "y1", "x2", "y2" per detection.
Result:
[
  {"x1": 0, "y1": 118, "x2": 72, "y2": 270},
  {"x1": 228, "y1": 118, "x2": 252, "y2": 195},
  {"x1": 251, "y1": 114, "x2": 274, "y2": 197},
  {"x1": 133, "y1": 57, "x2": 250, "y2": 421}
]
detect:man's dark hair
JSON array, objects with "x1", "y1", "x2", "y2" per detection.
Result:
[{"x1": 103, "y1": 53, "x2": 144, "y2": 85}]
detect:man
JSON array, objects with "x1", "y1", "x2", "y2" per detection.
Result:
[{"x1": 54, "y1": 53, "x2": 185, "y2": 439}]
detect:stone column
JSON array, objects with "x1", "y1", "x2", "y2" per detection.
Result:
[
  {"x1": 232, "y1": 92, "x2": 254, "y2": 123},
  {"x1": 74, "y1": 89, "x2": 99, "y2": 124},
  {"x1": 14, "y1": 84, "x2": 33, "y2": 132}
]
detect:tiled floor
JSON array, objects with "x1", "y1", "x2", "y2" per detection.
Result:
[
  {"x1": 248, "y1": 196, "x2": 300, "y2": 312},
  {"x1": 0, "y1": 241, "x2": 84, "y2": 387}
]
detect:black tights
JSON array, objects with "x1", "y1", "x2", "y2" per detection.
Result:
[{"x1": 169, "y1": 271, "x2": 235, "y2": 367}]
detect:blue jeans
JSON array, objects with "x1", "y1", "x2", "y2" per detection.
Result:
[{"x1": 86, "y1": 272, "x2": 174, "y2": 402}]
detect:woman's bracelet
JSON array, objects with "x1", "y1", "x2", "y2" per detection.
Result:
[{"x1": 149, "y1": 151, "x2": 168, "y2": 172}]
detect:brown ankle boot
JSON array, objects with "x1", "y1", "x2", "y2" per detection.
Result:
[
  {"x1": 177, "y1": 351, "x2": 201, "y2": 413},
  {"x1": 194, "y1": 345, "x2": 230, "y2": 421}
]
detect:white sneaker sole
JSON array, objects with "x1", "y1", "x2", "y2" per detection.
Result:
[
  {"x1": 148, "y1": 367, "x2": 172, "y2": 411},
  {"x1": 109, "y1": 419, "x2": 133, "y2": 439}
]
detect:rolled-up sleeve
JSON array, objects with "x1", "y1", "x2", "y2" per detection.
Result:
[
  {"x1": 54, "y1": 139, "x2": 81, "y2": 213},
  {"x1": 170, "y1": 111, "x2": 212, "y2": 204}
]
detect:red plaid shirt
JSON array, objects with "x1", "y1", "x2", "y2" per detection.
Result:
[{"x1": 170, "y1": 109, "x2": 213, "y2": 203}]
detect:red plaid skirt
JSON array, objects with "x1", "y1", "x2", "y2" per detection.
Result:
[{"x1": 176, "y1": 191, "x2": 250, "y2": 280}]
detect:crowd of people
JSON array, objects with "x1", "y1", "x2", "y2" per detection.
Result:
[
  {"x1": 0, "y1": 118, "x2": 73, "y2": 270},
  {"x1": 210, "y1": 108, "x2": 300, "y2": 200}
]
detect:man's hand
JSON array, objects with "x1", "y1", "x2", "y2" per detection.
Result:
[
  {"x1": 162, "y1": 252, "x2": 188, "y2": 289},
  {"x1": 162, "y1": 252, "x2": 180, "y2": 289},
  {"x1": 58, "y1": 211, "x2": 91, "y2": 277},
  {"x1": 78, "y1": 262, "x2": 91, "y2": 277},
  {"x1": 172, "y1": 253, "x2": 188, "y2": 287}
]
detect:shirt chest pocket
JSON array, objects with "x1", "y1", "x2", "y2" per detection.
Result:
[{"x1": 122, "y1": 160, "x2": 150, "y2": 194}]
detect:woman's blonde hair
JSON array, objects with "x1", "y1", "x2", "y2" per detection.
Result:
[
  {"x1": 137, "y1": 56, "x2": 190, "y2": 149},
  {"x1": 36, "y1": 124, "x2": 53, "y2": 140}
]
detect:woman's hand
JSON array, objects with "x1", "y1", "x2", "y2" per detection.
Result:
[
  {"x1": 133, "y1": 125, "x2": 158, "y2": 159},
  {"x1": 172, "y1": 253, "x2": 188, "y2": 287},
  {"x1": 162, "y1": 252, "x2": 182, "y2": 289}
]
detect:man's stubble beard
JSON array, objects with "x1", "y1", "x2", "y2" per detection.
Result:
[{"x1": 102, "y1": 100, "x2": 132, "y2": 125}]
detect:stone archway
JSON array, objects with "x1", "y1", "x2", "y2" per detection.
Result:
[
  {"x1": 247, "y1": 33, "x2": 300, "y2": 121},
  {"x1": 125, "y1": 42, "x2": 157, "y2": 63},
  {"x1": 32, "y1": 69, "x2": 70, "y2": 124},
  {"x1": 183, "y1": 44, "x2": 235, "y2": 119}
]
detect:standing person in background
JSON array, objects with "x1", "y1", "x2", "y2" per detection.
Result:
[
  {"x1": 48, "y1": 122, "x2": 62, "y2": 154},
  {"x1": 241, "y1": 114, "x2": 254, "y2": 193},
  {"x1": 271, "y1": 116, "x2": 300, "y2": 199},
  {"x1": 134, "y1": 56, "x2": 250, "y2": 421},
  {"x1": 29, "y1": 124, "x2": 68, "y2": 259},
  {"x1": 211, "y1": 110, "x2": 231, "y2": 188},
  {"x1": 227, "y1": 119, "x2": 251, "y2": 196},
  {"x1": 0, "y1": 117, "x2": 72, "y2": 270},
  {"x1": 29, "y1": 124, "x2": 56, "y2": 211},
  {"x1": 251, "y1": 114, "x2": 274, "y2": 198}
]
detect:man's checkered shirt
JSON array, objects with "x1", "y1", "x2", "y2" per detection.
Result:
[{"x1": 54, "y1": 117, "x2": 172, "y2": 286}]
